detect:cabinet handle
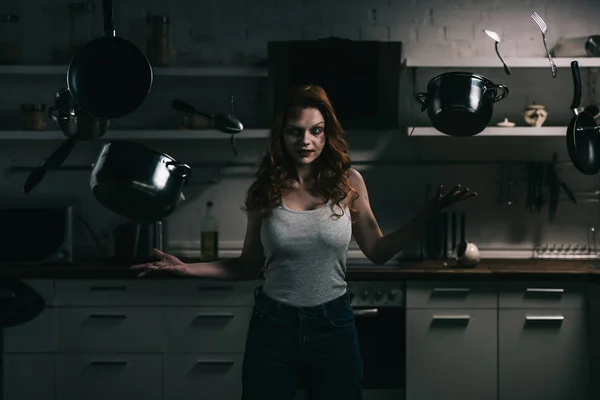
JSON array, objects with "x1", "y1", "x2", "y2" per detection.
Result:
[
  {"x1": 353, "y1": 308, "x2": 378, "y2": 317},
  {"x1": 432, "y1": 314, "x2": 471, "y2": 321},
  {"x1": 433, "y1": 288, "x2": 471, "y2": 293},
  {"x1": 195, "y1": 312, "x2": 234, "y2": 319},
  {"x1": 526, "y1": 288, "x2": 564, "y2": 293},
  {"x1": 89, "y1": 360, "x2": 128, "y2": 366},
  {"x1": 196, "y1": 286, "x2": 233, "y2": 291},
  {"x1": 525, "y1": 315, "x2": 565, "y2": 322},
  {"x1": 195, "y1": 359, "x2": 234, "y2": 366},
  {"x1": 89, "y1": 286, "x2": 127, "y2": 291},
  {"x1": 88, "y1": 314, "x2": 127, "y2": 319}
]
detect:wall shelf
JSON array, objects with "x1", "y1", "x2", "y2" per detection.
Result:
[
  {"x1": 406, "y1": 57, "x2": 600, "y2": 68},
  {"x1": 0, "y1": 65, "x2": 268, "y2": 77},
  {"x1": 0, "y1": 129, "x2": 270, "y2": 140},
  {"x1": 409, "y1": 126, "x2": 567, "y2": 137}
]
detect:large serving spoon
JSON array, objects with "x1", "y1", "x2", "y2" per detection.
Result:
[{"x1": 483, "y1": 30, "x2": 511, "y2": 75}]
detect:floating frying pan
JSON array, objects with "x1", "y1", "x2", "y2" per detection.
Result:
[{"x1": 566, "y1": 61, "x2": 600, "y2": 175}]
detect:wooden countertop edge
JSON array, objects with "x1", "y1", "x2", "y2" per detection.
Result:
[{"x1": 1, "y1": 259, "x2": 599, "y2": 280}]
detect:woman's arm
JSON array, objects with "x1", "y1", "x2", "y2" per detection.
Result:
[{"x1": 348, "y1": 169, "x2": 476, "y2": 265}]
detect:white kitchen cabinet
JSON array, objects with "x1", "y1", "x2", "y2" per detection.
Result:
[
  {"x1": 56, "y1": 354, "x2": 162, "y2": 400},
  {"x1": 163, "y1": 354, "x2": 244, "y2": 400},
  {"x1": 3, "y1": 354, "x2": 54, "y2": 400},
  {"x1": 498, "y1": 281, "x2": 589, "y2": 400},
  {"x1": 589, "y1": 283, "x2": 600, "y2": 400},
  {"x1": 406, "y1": 308, "x2": 498, "y2": 400}
]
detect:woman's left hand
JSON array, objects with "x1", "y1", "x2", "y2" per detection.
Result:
[{"x1": 431, "y1": 184, "x2": 478, "y2": 210}]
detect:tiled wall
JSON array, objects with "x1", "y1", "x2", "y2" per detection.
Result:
[{"x1": 1, "y1": 0, "x2": 599, "y2": 259}]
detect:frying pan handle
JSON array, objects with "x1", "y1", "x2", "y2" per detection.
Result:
[
  {"x1": 486, "y1": 84, "x2": 509, "y2": 102},
  {"x1": 570, "y1": 61, "x2": 582, "y2": 111},
  {"x1": 102, "y1": 0, "x2": 115, "y2": 37},
  {"x1": 415, "y1": 93, "x2": 428, "y2": 106},
  {"x1": 23, "y1": 135, "x2": 78, "y2": 194}
]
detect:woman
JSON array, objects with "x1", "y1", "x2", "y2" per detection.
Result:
[{"x1": 131, "y1": 85, "x2": 477, "y2": 399}]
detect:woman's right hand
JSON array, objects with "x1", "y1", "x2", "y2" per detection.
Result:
[{"x1": 130, "y1": 249, "x2": 190, "y2": 277}]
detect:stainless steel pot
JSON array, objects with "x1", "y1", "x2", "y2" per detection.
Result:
[
  {"x1": 90, "y1": 141, "x2": 192, "y2": 222},
  {"x1": 415, "y1": 72, "x2": 509, "y2": 137},
  {"x1": 48, "y1": 88, "x2": 109, "y2": 140}
]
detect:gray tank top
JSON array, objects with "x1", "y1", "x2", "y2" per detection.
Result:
[{"x1": 260, "y1": 200, "x2": 352, "y2": 307}]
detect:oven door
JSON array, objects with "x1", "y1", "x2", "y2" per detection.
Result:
[{"x1": 354, "y1": 306, "x2": 406, "y2": 400}]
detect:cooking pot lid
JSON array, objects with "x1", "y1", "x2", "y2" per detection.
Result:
[{"x1": 569, "y1": 112, "x2": 600, "y2": 175}]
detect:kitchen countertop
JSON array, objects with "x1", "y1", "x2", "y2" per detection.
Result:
[{"x1": 1, "y1": 258, "x2": 600, "y2": 281}]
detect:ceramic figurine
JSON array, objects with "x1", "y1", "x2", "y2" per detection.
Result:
[{"x1": 523, "y1": 103, "x2": 548, "y2": 127}]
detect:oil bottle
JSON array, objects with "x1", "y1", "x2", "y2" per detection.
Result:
[{"x1": 200, "y1": 201, "x2": 219, "y2": 261}]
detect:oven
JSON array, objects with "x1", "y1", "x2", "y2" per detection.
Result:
[{"x1": 348, "y1": 280, "x2": 406, "y2": 400}]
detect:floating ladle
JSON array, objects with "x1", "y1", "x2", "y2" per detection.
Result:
[{"x1": 483, "y1": 30, "x2": 511, "y2": 75}]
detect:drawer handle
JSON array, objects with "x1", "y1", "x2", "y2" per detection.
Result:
[
  {"x1": 89, "y1": 286, "x2": 127, "y2": 291},
  {"x1": 433, "y1": 288, "x2": 471, "y2": 293},
  {"x1": 526, "y1": 288, "x2": 564, "y2": 293},
  {"x1": 196, "y1": 286, "x2": 234, "y2": 291},
  {"x1": 432, "y1": 314, "x2": 471, "y2": 321},
  {"x1": 525, "y1": 315, "x2": 565, "y2": 322},
  {"x1": 353, "y1": 308, "x2": 378, "y2": 317},
  {"x1": 89, "y1": 360, "x2": 128, "y2": 366},
  {"x1": 195, "y1": 360, "x2": 235, "y2": 366},
  {"x1": 88, "y1": 314, "x2": 127, "y2": 319},
  {"x1": 195, "y1": 313, "x2": 234, "y2": 319}
]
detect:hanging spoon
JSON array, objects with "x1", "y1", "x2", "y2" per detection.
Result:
[{"x1": 483, "y1": 30, "x2": 511, "y2": 75}]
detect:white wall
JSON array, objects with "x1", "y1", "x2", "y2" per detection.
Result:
[{"x1": 1, "y1": 0, "x2": 599, "y2": 259}]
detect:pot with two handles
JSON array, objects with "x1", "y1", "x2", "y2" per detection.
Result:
[{"x1": 415, "y1": 72, "x2": 510, "y2": 137}]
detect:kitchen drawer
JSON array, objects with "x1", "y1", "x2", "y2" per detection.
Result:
[
  {"x1": 56, "y1": 354, "x2": 161, "y2": 400},
  {"x1": 406, "y1": 281, "x2": 497, "y2": 309},
  {"x1": 3, "y1": 308, "x2": 56, "y2": 353},
  {"x1": 3, "y1": 354, "x2": 55, "y2": 400},
  {"x1": 22, "y1": 279, "x2": 55, "y2": 305},
  {"x1": 162, "y1": 306, "x2": 252, "y2": 353},
  {"x1": 55, "y1": 279, "x2": 162, "y2": 306},
  {"x1": 498, "y1": 281, "x2": 585, "y2": 309},
  {"x1": 162, "y1": 280, "x2": 260, "y2": 306},
  {"x1": 163, "y1": 353, "x2": 244, "y2": 400},
  {"x1": 57, "y1": 307, "x2": 161, "y2": 352}
]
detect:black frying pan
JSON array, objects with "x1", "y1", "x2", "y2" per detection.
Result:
[
  {"x1": 67, "y1": 0, "x2": 153, "y2": 119},
  {"x1": 566, "y1": 61, "x2": 600, "y2": 175}
]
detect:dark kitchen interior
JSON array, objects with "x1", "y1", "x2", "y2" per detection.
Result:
[{"x1": 1, "y1": 0, "x2": 600, "y2": 399}]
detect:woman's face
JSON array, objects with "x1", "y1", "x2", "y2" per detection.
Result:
[{"x1": 282, "y1": 107, "x2": 326, "y2": 165}]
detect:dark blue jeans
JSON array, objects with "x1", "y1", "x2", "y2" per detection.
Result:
[{"x1": 241, "y1": 287, "x2": 363, "y2": 400}]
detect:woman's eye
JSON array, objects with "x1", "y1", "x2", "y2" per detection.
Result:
[{"x1": 311, "y1": 127, "x2": 323, "y2": 134}]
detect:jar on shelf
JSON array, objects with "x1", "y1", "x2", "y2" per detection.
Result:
[
  {"x1": 21, "y1": 104, "x2": 47, "y2": 131},
  {"x1": 70, "y1": 2, "x2": 96, "y2": 54},
  {"x1": 146, "y1": 15, "x2": 170, "y2": 66},
  {"x1": 0, "y1": 14, "x2": 21, "y2": 64}
]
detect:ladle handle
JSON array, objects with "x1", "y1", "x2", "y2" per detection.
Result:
[
  {"x1": 23, "y1": 135, "x2": 78, "y2": 194},
  {"x1": 171, "y1": 99, "x2": 212, "y2": 119},
  {"x1": 570, "y1": 61, "x2": 582, "y2": 111}
]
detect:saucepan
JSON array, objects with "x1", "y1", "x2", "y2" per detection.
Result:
[
  {"x1": 90, "y1": 141, "x2": 192, "y2": 222},
  {"x1": 415, "y1": 72, "x2": 509, "y2": 137}
]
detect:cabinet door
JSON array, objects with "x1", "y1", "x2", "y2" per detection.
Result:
[
  {"x1": 3, "y1": 354, "x2": 54, "y2": 400},
  {"x1": 498, "y1": 309, "x2": 588, "y2": 400},
  {"x1": 406, "y1": 308, "x2": 497, "y2": 400},
  {"x1": 589, "y1": 284, "x2": 600, "y2": 400}
]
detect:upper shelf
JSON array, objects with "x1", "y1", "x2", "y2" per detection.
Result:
[
  {"x1": 409, "y1": 127, "x2": 567, "y2": 136},
  {"x1": 2, "y1": 58, "x2": 599, "y2": 77},
  {"x1": 0, "y1": 65, "x2": 268, "y2": 77},
  {"x1": 405, "y1": 57, "x2": 600, "y2": 68},
  {"x1": 0, "y1": 129, "x2": 271, "y2": 140}
]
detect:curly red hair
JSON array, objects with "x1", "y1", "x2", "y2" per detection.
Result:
[{"x1": 244, "y1": 85, "x2": 358, "y2": 218}]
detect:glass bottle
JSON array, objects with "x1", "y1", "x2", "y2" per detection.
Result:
[
  {"x1": 69, "y1": 3, "x2": 95, "y2": 54},
  {"x1": 200, "y1": 201, "x2": 219, "y2": 261},
  {"x1": 146, "y1": 15, "x2": 170, "y2": 66},
  {"x1": 0, "y1": 14, "x2": 21, "y2": 64}
]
